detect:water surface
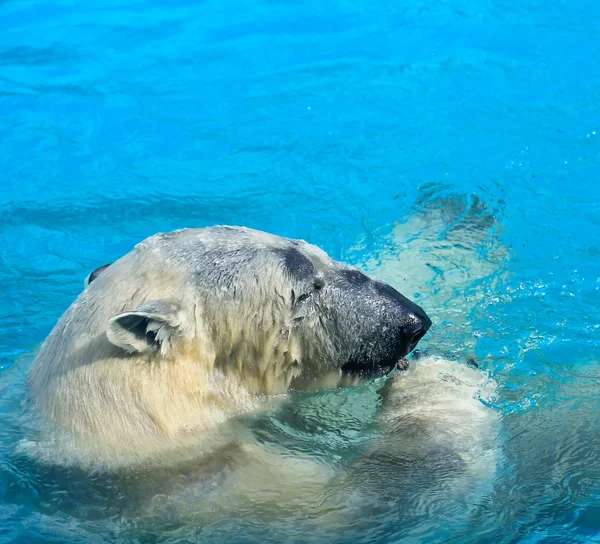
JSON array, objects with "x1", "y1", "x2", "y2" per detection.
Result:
[{"x1": 0, "y1": 0, "x2": 599, "y2": 542}]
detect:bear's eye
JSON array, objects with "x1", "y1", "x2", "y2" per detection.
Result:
[
  {"x1": 292, "y1": 279, "x2": 324, "y2": 307},
  {"x1": 296, "y1": 292, "x2": 311, "y2": 305}
]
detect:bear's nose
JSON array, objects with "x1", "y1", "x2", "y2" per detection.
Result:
[{"x1": 402, "y1": 311, "x2": 432, "y2": 351}]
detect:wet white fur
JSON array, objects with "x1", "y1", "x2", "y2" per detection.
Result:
[{"x1": 27, "y1": 228, "x2": 374, "y2": 467}]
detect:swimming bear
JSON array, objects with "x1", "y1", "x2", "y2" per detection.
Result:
[{"x1": 28, "y1": 226, "x2": 430, "y2": 466}]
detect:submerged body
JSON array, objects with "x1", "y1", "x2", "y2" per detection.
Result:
[{"x1": 28, "y1": 226, "x2": 430, "y2": 466}]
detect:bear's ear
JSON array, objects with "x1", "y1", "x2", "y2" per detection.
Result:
[
  {"x1": 107, "y1": 301, "x2": 186, "y2": 355},
  {"x1": 84, "y1": 263, "x2": 112, "y2": 288}
]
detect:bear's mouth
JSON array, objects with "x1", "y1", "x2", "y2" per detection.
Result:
[
  {"x1": 340, "y1": 333, "x2": 422, "y2": 379},
  {"x1": 340, "y1": 351, "x2": 404, "y2": 379}
]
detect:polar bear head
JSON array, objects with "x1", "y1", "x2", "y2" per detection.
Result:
[
  {"x1": 29, "y1": 227, "x2": 430, "y2": 459},
  {"x1": 100, "y1": 227, "x2": 430, "y2": 386}
]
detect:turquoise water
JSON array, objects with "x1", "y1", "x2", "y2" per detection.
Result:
[{"x1": 1, "y1": 0, "x2": 599, "y2": 542}]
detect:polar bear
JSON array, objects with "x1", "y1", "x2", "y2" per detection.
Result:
[{"x1": 27, "y1": 226, "x2": 431, "y2": 467}]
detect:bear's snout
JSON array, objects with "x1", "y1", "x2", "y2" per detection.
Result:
[{"x1": 337, "y1": 274, "x2": 431, "y2": 378}]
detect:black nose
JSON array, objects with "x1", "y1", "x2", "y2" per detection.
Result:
[{"x1": 402, "y1": 311, "x2": 432, "y2": 354}]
